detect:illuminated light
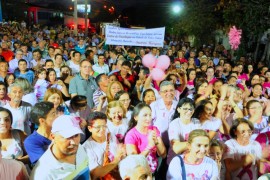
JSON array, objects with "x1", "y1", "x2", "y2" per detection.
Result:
[
  {"x1": 173, "y1": 5, "x2": 181, "y2": 13},
  {"x1": 111, "y1": 6, "x2": 114, "y2": 9},
  {"x1": 104, "y1": 5, "x2": 107, "y2": 9}
]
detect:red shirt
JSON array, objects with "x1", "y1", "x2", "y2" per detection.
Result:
[
  {"x1": 114, "y1": 71, "x2": 135, "y2": 92},
  {"x1": 1, "y1": 50, "x2": 14, "y2": 62}
]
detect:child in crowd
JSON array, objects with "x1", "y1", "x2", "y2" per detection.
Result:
[
  {"x1": 34, "y1": 68, "x2": 49, "y2": 102},
  {"x1": 106, "y1": 100, "x2": 128, "y2": 142},
  {"x1": 209, "y1": 139, "x2": 225, "y2": 179}
]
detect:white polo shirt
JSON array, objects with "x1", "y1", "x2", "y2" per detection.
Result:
[{"x1": 150, "y1": 98, "x2": 178, "y2": 147}]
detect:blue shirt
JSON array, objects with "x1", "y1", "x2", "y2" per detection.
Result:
[
  {"x1": 14, "y1": 69, "x2": 35, "y2": 84},
  {"x1": 24, "y1": 131, "x2": 51, "y2": 164}
]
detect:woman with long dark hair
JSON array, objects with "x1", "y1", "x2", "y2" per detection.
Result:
[
  {"x1": 192, "y1": 99, "x2": 222, "y2": 139},
  {"x1": 125, "y1": 103, "x2": 166, "y2": 175},
  {"x1": 167, "y1": 98, "x2": 200, "y2": 164}
]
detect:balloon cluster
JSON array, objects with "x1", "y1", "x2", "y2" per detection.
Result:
[
  {"x1": 142, "y1": 54, "x2": 170, "y2": 81},
  {"x1": 228, "y1": 26, "x2": 242, "y2": 50}
]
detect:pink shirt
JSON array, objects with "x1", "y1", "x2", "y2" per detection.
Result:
[{"x1": 124, "y1": 126, "x2": 160, "y2": 172}]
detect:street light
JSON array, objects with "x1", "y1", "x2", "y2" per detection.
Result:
[{"x1": 173, "y1": 5, "x2": 181, "y2": 14}]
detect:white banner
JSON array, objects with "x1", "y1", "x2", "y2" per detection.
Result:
[{"x1": 105, "y1": 25, "x2": 165, "y2": 47}]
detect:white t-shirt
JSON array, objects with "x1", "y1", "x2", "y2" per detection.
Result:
[
  {"x1": 107, "y1": 120, "x2": 128, "y2": 142},
  {"x1": 200, "y1": 116, "x2": 222, "y2": 132},
  {"x1": 167, "y1": 155, "x2": 219, "y2": 180},
  {"x1": 167, "y1": 118, "x2": 201, "y2": 164},
  {"x1": 82, "y1": 134, "x2": 118, "y2": 171},
  {"x1": 224, "y1": 139, "x2": 262, "y2": 180},
  {"x1": 244, "y1": 116, "x2": 269, "y2": 140},
  {"x1": 67, "y1": 61, "x2": 80, "y2": 75}
]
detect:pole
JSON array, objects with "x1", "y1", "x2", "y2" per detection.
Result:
[
  {"x1": 84, "y1": 0, "x2": 88, "y2": 37},
  {"x1": 0, "y1": 0, "x2": 3, "y2": 22},
  {"x1": 74, "y1": 0, "x2": 78, "y2": 36}
]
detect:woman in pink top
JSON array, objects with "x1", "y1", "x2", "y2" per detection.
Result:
[{"x1": 124, "y1": 103, "x2": 166, "y2": 174}]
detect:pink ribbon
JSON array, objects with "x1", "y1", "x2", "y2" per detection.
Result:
[{"x1": 237, "y1": 164, "x2": 253, "y2": 180}]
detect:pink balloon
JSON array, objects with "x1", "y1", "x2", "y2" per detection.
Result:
[
  {"x1": 142, "y1": 54, "x2": 156, "y2": 68},
  {"x1": 151, "y1": 68, "x2": 165, "y2": 81},
  {"x1": 155, "y1": 55, "x2": 170, "y2": 71}
]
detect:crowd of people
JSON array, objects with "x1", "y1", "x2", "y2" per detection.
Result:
[{"x1": 1, "y1": 21, "x2": 270, "y2": 180}]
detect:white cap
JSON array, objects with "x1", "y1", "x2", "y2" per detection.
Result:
[{"x1": 51, "y1": 115, "x2": 84, "y2": 138}]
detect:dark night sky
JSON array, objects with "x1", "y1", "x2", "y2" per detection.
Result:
[{"x1": 27, "y1": 0, "x2": 176, "y2": 27}]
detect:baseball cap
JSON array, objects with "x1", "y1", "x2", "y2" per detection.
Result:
[{"x1": 51, "y1": 115, "x2": 84, "y2": 138}]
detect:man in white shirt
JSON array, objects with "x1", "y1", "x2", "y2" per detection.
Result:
[
  {"x1": 30, "y1": 115, "x2": 90, "y2": 180},
  {"x1": 92, "y1": 54, "x2": 109, "y2": 75},
  {"x1": 4, "y1": 83, "x2": 32, "y2": 135},
  {"x1": 67, "y1": 51, "x2": 81, "y2": 75},
  {"x1": 31, "y1": 49, "x2": 45, "y2": 71},
  {"x1": 9, "y1": 49, "x2": 25, "y2": 73}
]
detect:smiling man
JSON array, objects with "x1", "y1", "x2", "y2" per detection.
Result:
[{"x1": 30, "y1": 115, "x2": 90, "y2": 180}]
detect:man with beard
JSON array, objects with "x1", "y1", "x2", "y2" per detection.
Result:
[
  {"x1": 3, "y1": 83, "x2": 32, "y2": 135},
  {"x1": 222, "y1": 61, "x2": 232, "y2": 81},
  {"x1": 31, "y1": 49, "x2": 45, "y2": 71},
  {"x1": 30, "y1": 115, "x2": 90, "y2": 179},
  {"x1": 24, "y1": 102, "x2": 57, "y2": 165}
]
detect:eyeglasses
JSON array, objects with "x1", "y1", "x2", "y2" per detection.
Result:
[
  {"x1": 239, "y1": 130, "x2": 253, "y2": 135},
  {"x1": 181, "y1": 107, "x2": 194, "y2": 111},
  {"x1": 204, "y1": 107, "x2": 213, "y2": 112},
  {"x1": 92, "y1": 125, "x2": 107, "y2": 131},
  {"x1": 119, "y1": 99, "x2": 131, "y2": 103},
  {"x1": 160, "y1": 89, "x2": 175, "y2": 93},
  {"x1": 248, "y1": 106, "x2": 262, "y2": 110}
]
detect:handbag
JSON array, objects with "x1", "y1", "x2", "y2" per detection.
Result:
[
  {"x1": 177, "y1": 155, "x2": 186, "y2": 180},
  {"x1": 101, "y1": 133, "x2": 121, "y2": 180}
]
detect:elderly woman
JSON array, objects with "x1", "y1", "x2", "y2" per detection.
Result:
[
  {"x1": 118, "y1": 155, "x2": 152, "y2": 180},
  {"x1": 224, "y1": 118, "x2": 262, "y2": 180},
  {"x1": 0, "y1": 107, "x2": 28, "y2": 163},
  {"x1": 244, "y1": 99, "x2": 269, "y2": 140}
]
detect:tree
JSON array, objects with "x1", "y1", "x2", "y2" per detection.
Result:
[{"x1": 217, "y1": 0, "x2": 270, "y2": 63}]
